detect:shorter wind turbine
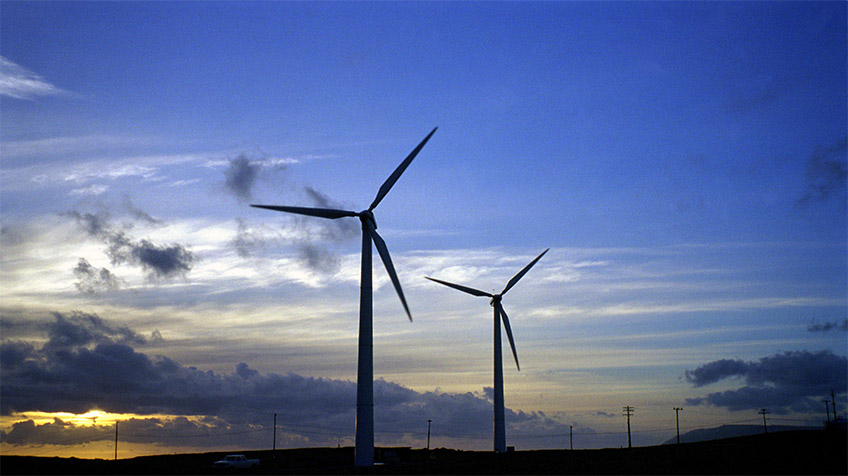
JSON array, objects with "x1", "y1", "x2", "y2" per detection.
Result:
[{"x1": 426, "y1": 248, "x2": 548, "y2": 453}]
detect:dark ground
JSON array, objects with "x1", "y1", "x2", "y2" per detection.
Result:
[{"x1": 2, "y1": 429, "x2": 845, "y2": 475}]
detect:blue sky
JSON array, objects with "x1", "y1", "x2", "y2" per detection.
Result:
[{"x1": 1, "y1": 1, "x2": 846, "y2": 458}]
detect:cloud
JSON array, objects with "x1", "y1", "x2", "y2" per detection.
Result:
[
  {"x1": 2, "y1": 418, "x2": 111, "y2": 446},
  {"x1": 109, "y1": 237, "x2": 194, "y2": 279},
  {"x1": 0, "y1": 56, "x2": 65, "y2": 100},
  {"x1": 43, "y1": 310, "x2": 150, "y2": 350},
  {"x1": 230, "y1": 218, "x2": 266, "y2": 258},
  {"x1": 64, "y1": 207, "x2": 195, "y2": 280},
  {"x1": 222, "y1": 154, "x2": 293, "y2": 202},
  {"x1": 73, "y1": 258, "x2": 121, "y2": 294},
  {"x1": 121, "y1": 196, "x2": 160, "y2": 225},
  {"x1": 241, "y1": 186, "x2": 359, "y2": 273},
  {"x1": 1, "y1": 312, "x2": 573, "y2": 449},
  {"x1": 684, "y1": 350, "x2": 847, "y2": 413},
  {"x1": 290, "y1": 187, "x2": 359, "y2": 273},
  {"x1": 224, "y1": 155, "x2": 261, "y2": 201},
  {"x1": 798, "y1": 136, "x2": 848, "y2": 206},
  {"x1": 807, "y1": 319, "x2": 848, "y2": 333},
  {"x1": 684, "y1": 359, "x2": 749, "y2": 388},
  {"x1": 69, "y1": 184, "x2": 109, "y2": 196}
]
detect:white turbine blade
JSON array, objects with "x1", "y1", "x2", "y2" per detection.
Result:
[
  {"x1": 424, "y1": 277, "x2": 492, "y2": 297},
  {"x1": 250, "y1": 205, "x2": 357, "y2": 220},
  {"x1": 369, "y1": 227, "x2": 412, "y2": 321},
  {"x1": 501, "y1": 248, "x2": 550, "y2": 295},
  {"x1": 499, "y1": 306, "x2": 520, "y2": 371},
  {"x1": 368, "y1": 127, "x2": 438, "y2": 211}
]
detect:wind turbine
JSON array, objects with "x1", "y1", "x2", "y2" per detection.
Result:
[
  {"x1": 426, "y1": 248, "x2": 548, "y2": 453},
  {"x1": 251, "y1": 127, "x2": 437, "y2": 467}
]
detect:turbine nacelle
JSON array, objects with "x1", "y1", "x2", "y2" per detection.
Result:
[
  {"x1": 489, "y1": 294, "x2": 503, "y2": 307},
  {"x1": 358, "y1": 209, "x2": 376, "y2": 229}
]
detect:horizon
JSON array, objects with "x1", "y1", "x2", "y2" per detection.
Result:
[{"x1": 1, "y1": 1, "x2": 846, "y2": 461}]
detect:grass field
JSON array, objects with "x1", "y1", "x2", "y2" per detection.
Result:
[{"x1": 2, "y1": 429, "x2": 845, "y2": 475}]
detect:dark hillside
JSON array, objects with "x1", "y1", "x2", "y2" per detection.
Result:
[
  {"x1": 661, "y1": 424, "x2": 820, "y2": 445},
  {"x1": 2, "y1": 429, "x2": 845, "y2": 475}
]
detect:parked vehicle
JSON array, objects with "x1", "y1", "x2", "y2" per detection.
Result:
[{"x1": 212, "y1": 454, "x2": 260, "y2": 469}]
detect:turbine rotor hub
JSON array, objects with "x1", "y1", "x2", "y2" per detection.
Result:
[
  {"x1": 359, "y1": 210, "x2": 376, "y2": 228},
  {"x1": 490, "y1": 294, "x2": 502, "y2": 306}
]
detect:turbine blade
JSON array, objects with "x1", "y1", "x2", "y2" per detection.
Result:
[
  {"x1": 501, "y1": 248, "x2": 550, "y2": 295},
  {"x1": 424, "y1": 277, "x2": 492, "y2": 297},
  {"x1": 369, "y1": 127, "x2": 438, "y2": 211},
  {"x1": 499, "y1": 306, "x2": 520, "y2": 371},
  {"x1": 369, "y1": 227, "x2": 412, "y2": 321},
  {"x1": 250, "y1": 205, "x2": 357, "y2": 220}
]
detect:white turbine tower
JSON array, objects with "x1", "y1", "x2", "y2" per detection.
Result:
[
  {"x1": 425, "y1": 248, "x2": 548, "y2": 453},
  {"x1": 251, "y1": 127, "x2": 437, "y2": 467}
]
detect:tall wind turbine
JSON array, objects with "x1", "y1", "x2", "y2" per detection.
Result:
[
  {"x1": 251, "y1": 127, "x2": 437, "y2": 467},
  {"x1": 426, "y1": 248, "x2": 548, "y2": 453}
]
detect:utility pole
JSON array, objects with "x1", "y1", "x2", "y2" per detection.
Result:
[
  {"x1": 569, "y1": 425, "x2": 573, "y2": 450},
  {"x1": 623, "y1": 406, "x2": 634, "y2": 449},
  {"x1": 673, "y1": 407, "x2": 683, "y2": 445},
  {"x1": 114, "y1": 421, "x2": 118, "y2": 461},
  {"x1": 273, "y1": 413, "x2": 277, "y2": 451},
  {"x1": 823, "y1": 400, "x2": 831, "y2": 423},
  {"x1": 758, "y1": 409, "x2": 769, "y2": 434},
  {"x1": 426, "y1": 419, "x2": 432, "y2": 451},
  {"x1": 831, "y1": 388, "x2": 839, "y2": 420}
]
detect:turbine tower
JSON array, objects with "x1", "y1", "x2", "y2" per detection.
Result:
[
  {"x1": 426, "y1": 248, "x2": 548, "y2": 453},
  {"x1": 251, "y1": 127, "x2": 437, "y2": 467}
]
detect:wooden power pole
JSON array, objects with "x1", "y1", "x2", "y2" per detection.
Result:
[
  {"x1": 758, "y1": 408, "x2": 769, "y2": 433},
  {"x1": 673, "y1": 407, "x2": 683, "y2": 444},
  {"x1": 623, "y1": 406, "x2": 634, "y2": 448}
]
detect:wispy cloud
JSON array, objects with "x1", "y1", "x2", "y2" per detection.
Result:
[
  {"x1": 807, "y1": 319, "x2": 848, "y2": 333},
  {"x1": 0, "y1": 56, "x2": 66, "y2": 100},
  {"x1": 798, "y1": 136, "x2": 848, "y2": 207},
  {"x1": 69, "y1": 185, "x2": 109, "y2": 196}
]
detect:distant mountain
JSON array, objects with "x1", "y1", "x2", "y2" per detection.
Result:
[{"x1": 663, "y1": 424, "x2": 820, "y2": 445}]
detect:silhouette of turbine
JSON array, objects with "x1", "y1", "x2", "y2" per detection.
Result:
[
  {"x1": 251, "y1": 127, "x2": 437, "y2": 467},
  {"x1": 426, "y1": 248, "x2": 548, "y2": 453}
]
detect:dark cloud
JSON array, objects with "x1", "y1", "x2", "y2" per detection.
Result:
[
  {"x1": 684, "y1": 358, "x2": 748, "y2": 387},
  {"x1": 224, "y1": 155, "x2": 262, "y2": 202},
  {"x1": 807, "y1": 319, "x2": 848, "y2": 333},
  {"x1": 684, "y1": 350, "x2": 847, "y2": 413},
  {"x1": 65, "y1": 207, "x2": 195, "y2": 280},
  {"x1": 1, "y1": 312, "x2": 573, "y2": 449},
  {"x1": 73, "y1": 258, "x2": 120, "y2": 294},
  {"x1": 106, "y1": 233, "x2": 195, "y2": 279},
  {"x1": 798, "y1": 136, "x2": 848, "y2": 207},
  {"x1": 2, "y1": 418, "x2": 111, "y2": 446},
  {"x1": 130, "y1": 239, "x2": 194, "y2": 278},
  {"x1": 43, "y1": 310, "x2": 150, "y2": 350}
]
